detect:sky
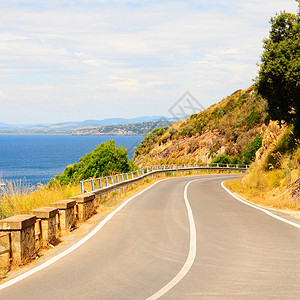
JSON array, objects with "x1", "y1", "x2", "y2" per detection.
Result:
[{"x1": 0, "y1": 0, "x2": 299, "y2": 124}]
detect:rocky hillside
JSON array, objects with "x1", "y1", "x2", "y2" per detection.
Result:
[{"x1": 133, "y1": 86, "x2": 268, "y2": 166}]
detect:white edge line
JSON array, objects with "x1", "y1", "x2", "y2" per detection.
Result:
[
  {"x1": 221, "y1": 181, "x2": 300, "y2": 230},
  {"x1": 146, "y1": 179, "x2": 198, "y2": 300},
  {"x1": 0, "y1": 179, "x2": 169, "y2": 291}
]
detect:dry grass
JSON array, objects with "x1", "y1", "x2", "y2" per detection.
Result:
[
  {"x1": 225, "y1": 164, "x2": 300, "y2": 210},
  {"x1": 0, "y1": 169, "x2": 239, "y2": 219},
  {"x1": 0, "y1": 180, "x2": 81, "y2": 219}
]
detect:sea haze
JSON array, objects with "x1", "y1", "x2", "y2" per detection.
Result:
[{"x1": 0, "y1": 134, "x2": 145, "y2": 186}]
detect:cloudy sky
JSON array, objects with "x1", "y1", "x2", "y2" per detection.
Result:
[{"x1": 0, "y1": 0, "x2": 298, "y2": 124}]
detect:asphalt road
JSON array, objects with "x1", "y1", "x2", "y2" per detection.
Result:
[{"x1": 1, "y1": 174, "x2": 300, "y2": 299}]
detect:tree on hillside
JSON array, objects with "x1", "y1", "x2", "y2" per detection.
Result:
[
  {"x1": 256, "y1": 4, "x2": 300, "y2": 136},
  {"x1": 52, "y1": 140, "x2": 135, "y2": 185}
]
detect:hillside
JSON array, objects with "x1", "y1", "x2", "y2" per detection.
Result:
[
  {"x1": 133, "y1": 85, "x2": 300, "y2": 211},
  {"x1": 226, "y1": 122, "x2": 300, "y2": 210},
  {"x1": 73, "y1": 120, "x2": 174, "y2": 136},
  {"x1": 134, "y1": 86, "x2": 268, "y2": 166}
]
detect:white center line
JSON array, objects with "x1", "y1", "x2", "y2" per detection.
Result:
[{"x1": 146, "y1": 179, "x2": 198, "y2": 300}]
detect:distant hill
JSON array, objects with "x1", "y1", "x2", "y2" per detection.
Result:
[
  {"x1": 73, "y1": 120, "x2": 175, "y2": 136},
  {"x1": 0, "y1": 116, "x2": 171, "y2": 134}
]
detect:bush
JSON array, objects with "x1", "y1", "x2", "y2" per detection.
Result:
[
  {"x1": 53, "y1": 140, "x2": 135, "y2": 185},
  {"x1": 209, "y1": 154, "x2": 235, "y2": 166},
  {"x1": 240, "y1": 134, "x2": 263, "y2": 165}
]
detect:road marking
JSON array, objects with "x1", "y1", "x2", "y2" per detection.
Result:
[
  {"x1": 221, "y1": 181, "x2": 300, "y2": 230},
  {"x1": 0, "y1": 175, "x2": 230, "y2": 292},
  {"x1": 0, "y1": 179, "x2": 169, "y2": 291},
  {"x1": 146, "y1": 179, "x2": 198, "y2": 300}
]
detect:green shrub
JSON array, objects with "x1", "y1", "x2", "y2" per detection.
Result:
[
  {"x1": 53, "y1": 140, "x2": 135, "y2": 185},
  {"x1": 246, "y1": 109, "x2": 262, "y2": 127},
  {"x1": 240, "y1": 134, "x2": 263, "y2": 165},
  {"x1": 209, "y1": 154, "x2": 235, "y2": 166}
]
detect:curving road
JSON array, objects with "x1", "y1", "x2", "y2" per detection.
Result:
[{"x1": 1, "y1": 175, "x2": 300, "y2": 299}]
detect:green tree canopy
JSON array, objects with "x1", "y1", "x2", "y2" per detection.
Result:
[
  {"x1": 256, "y1": 3, "x2": 300, "y2": 136},
  {"x1": 52, "y1": 140, "x2": 135, "y2": 185}
]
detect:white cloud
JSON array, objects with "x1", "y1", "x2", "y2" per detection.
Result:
[{"x1": 0, "y1": 0, "x2": 298, "y2": 123}]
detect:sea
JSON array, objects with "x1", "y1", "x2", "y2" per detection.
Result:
[{"x1": 0, "y1": 134, "x2": 145, "y2": 187}]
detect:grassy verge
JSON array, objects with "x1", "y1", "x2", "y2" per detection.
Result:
[
  {"x1": 0, "y1": 170, "x2": 242, "y2": 219},
  {"x1": 225, "y1": 164, "x2": 300, "y2": 210},
  {"x1": 0, "y1": 180, "x2": 81, "y2": 219}
]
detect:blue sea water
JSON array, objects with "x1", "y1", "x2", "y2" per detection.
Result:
[{"x1": 0, "y1": 134, "x2": 145, "y2": 186}]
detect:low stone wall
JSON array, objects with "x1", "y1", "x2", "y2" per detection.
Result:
[
  {"x1": 51, "y1": 200, "x2": 76, "y2": 233},
  {"x1": 30, "y1": 207, "x2": 58, "y2": 246},
  {"x1": 70, "y1": 193, "x2": 96, "y2": 222},
  {"x1": 0, "y1": 194, "x2": 96, "y2": 264},
  {"x1": 0, "y1": 215, "x2": 36, "y2": 262}
]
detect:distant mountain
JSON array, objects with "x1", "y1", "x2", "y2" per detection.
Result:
[
  {"x1": 73, "y1": 120, "x2": 175, "y2": 136},
  {"x1": 0, "y1": 116, "x2": 172, "y2": 133},
  {"x1": 49, "y1": 116, "x2": 169, "y2": 128},
  {"x1": 0, "y1": 122, "x2": 11, "y2": 128}
]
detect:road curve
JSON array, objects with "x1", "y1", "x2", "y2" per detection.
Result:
[{"x1": 1, "y1": 175, "x2": 300, "y2": 299}]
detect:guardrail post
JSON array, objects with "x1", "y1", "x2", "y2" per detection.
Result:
[
  {"x1": 98, "y1": 178, "x2": 102, "y2": 189},
  {"x1": 184, "y1": 164, "x2": 186, "y2": 176},
  {"x1": 105, "y1": 177, "x2": 108, "y2": 186},
  {"x1": 110, "y1": 176, "x2": 114, "y2": 184},
  {"x1": 116, "y1": 175, "x2": 120, "y2": 192},
  {"x1": 121, "y1": 174, "x2": 125, "y2": 191},
  {"x1": 91, "y1": 180, "x2": 95, "y2": 192},
  {"x1": 80, "y1": 181, "x2": 84, "y2": 193}
]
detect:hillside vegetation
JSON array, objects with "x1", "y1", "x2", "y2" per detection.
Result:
[
  {"x1": 226, "y1": 123, "x2": 300, "y2": 210},
  {"x1": 134, "y1": 86, "x2": 267, "y2": 166}
]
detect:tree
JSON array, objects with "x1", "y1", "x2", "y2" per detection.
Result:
[
  {"x1": 52, "y1": 140, "x2": 135, "y2": 185},
  {"x1": 256, "y1": 4, "x2": 300, "y2": 136}
]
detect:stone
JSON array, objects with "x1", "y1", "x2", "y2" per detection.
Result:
[
  {"x1": 30, "y1": 207, "x2": 58, "y2": 246},
  {"x1": 51, "y1": 200, "x2": 76, "y2": 232},
  {"x1": 70, "y1": 194, "x2": 95, "y2": 221},
  {"x1": 70, "y1": 193, "x2": 95, "y2": 203},
  {"x1": 0, "y1": 215, "x2": 36, "y2": 262}
]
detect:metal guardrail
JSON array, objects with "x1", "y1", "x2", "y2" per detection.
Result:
[{"x1": 80, "y1": 163, "x2": 249, "y2": 194}]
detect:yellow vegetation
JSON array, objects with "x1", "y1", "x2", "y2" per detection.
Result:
[
  {"x1": 226, "y1": 125, "x2": 300, "y2": 211},
  {"x1": 0, "y1": 180, "x2": 81, "y2": 219}
]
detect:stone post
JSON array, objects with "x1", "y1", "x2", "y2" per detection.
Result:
[
  {"x1": 30, "y1": 207, "x2": 58, "y2": 246},
  {"x1": 51, "y1": 200, "x2": 76, "y2": 233},
  {"x1": 70, "y1": 193, "x2": 95, "y2": 222},
  {"x1": 0, "y1": 215, "x2": 36, "y2": 262}
]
